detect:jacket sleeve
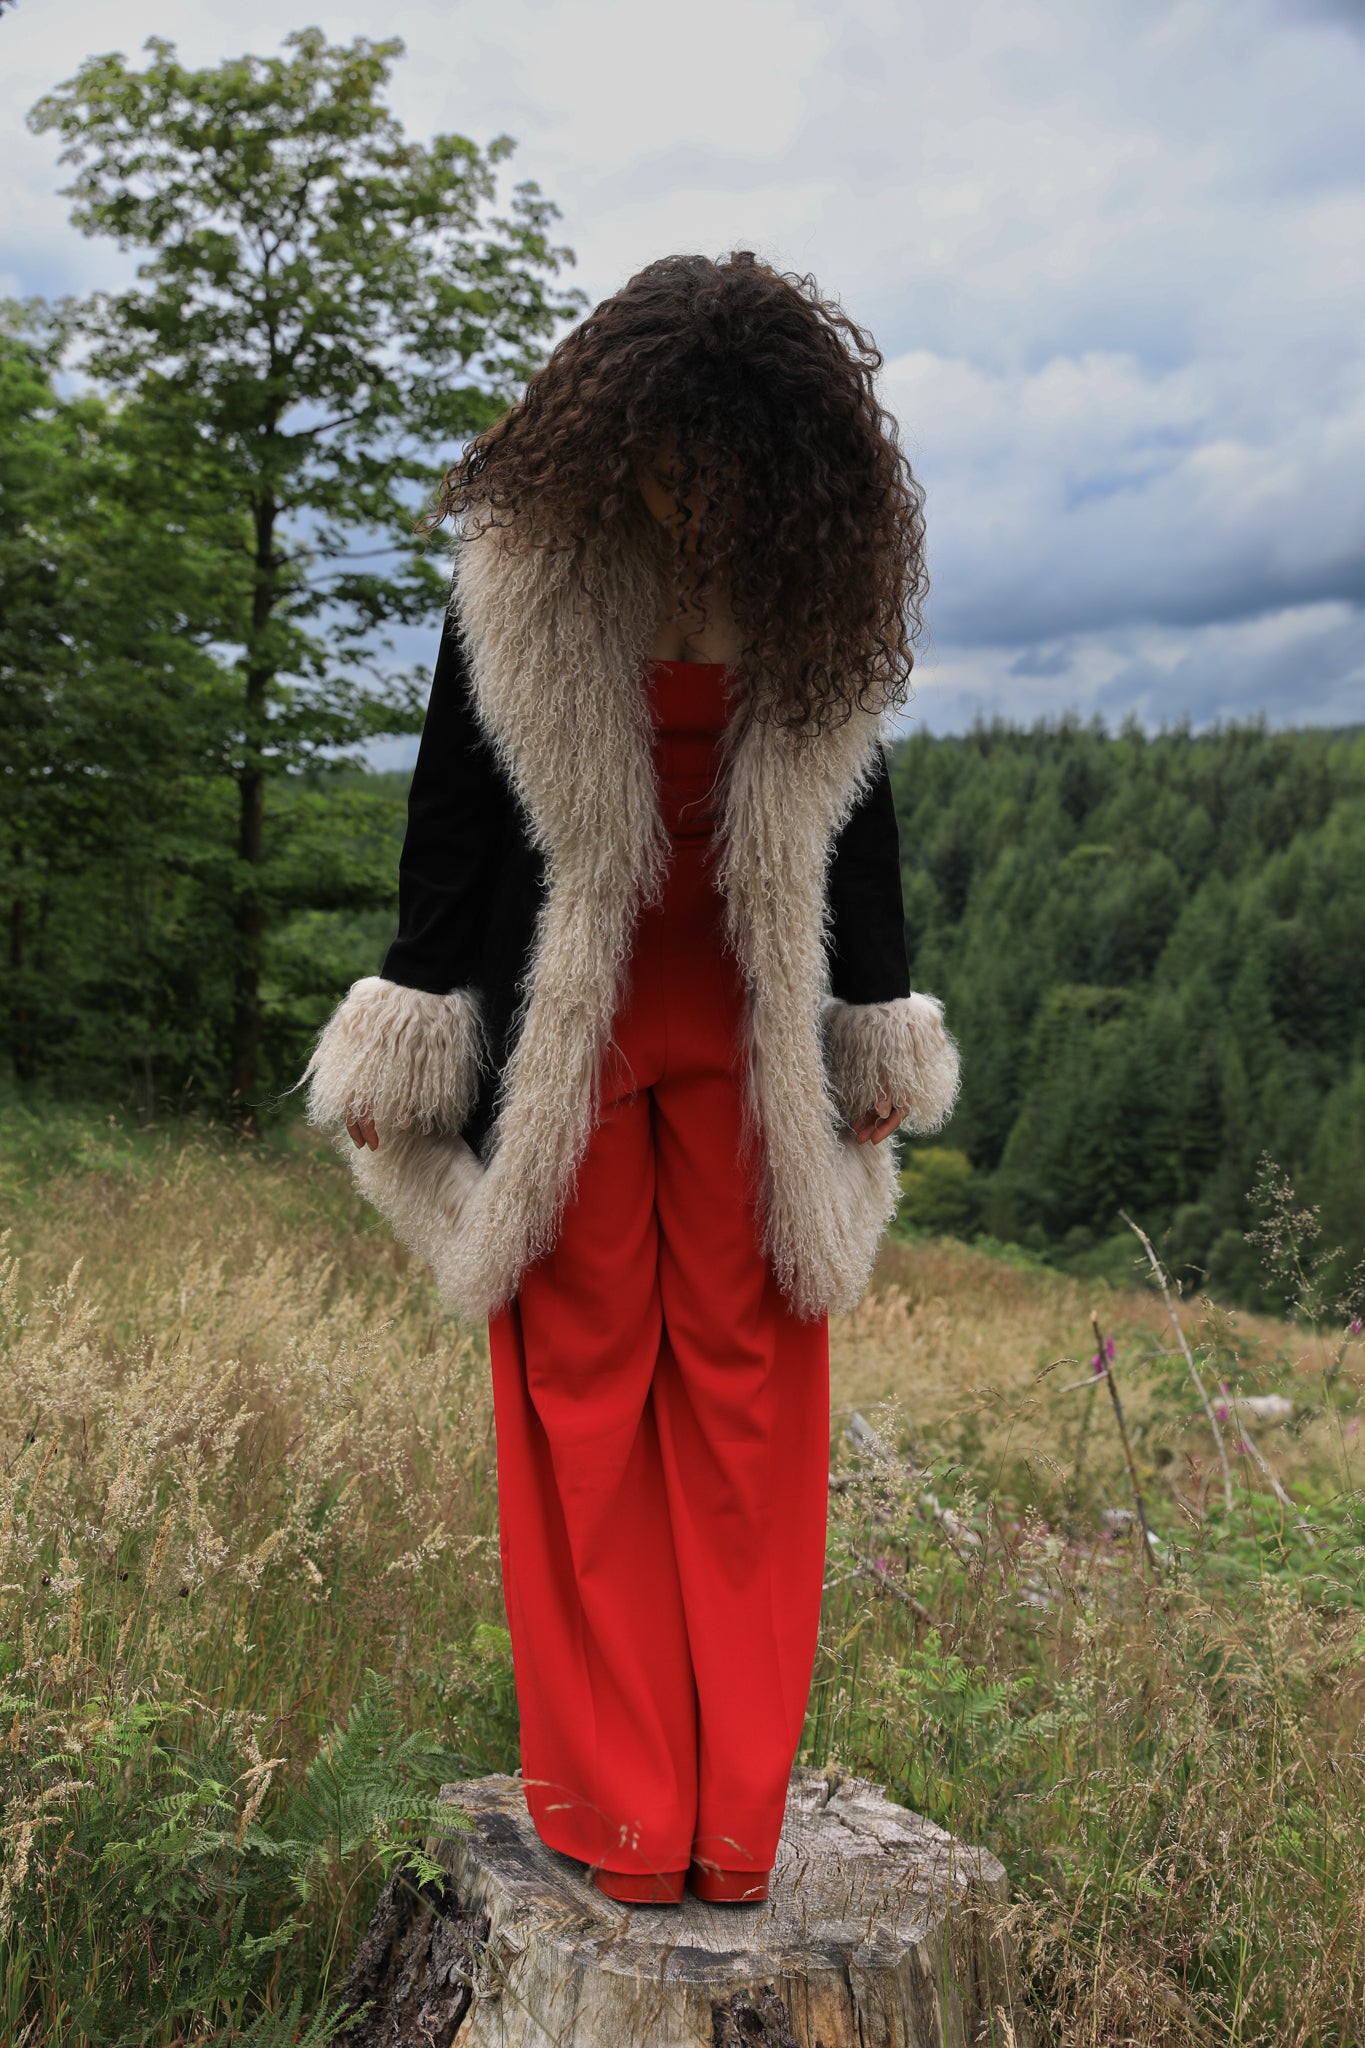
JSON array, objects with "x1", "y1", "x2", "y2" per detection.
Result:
[
  {"x1": 821, "y1": 746, "x2": 962, "y2": 1133},
  {"x1": 303, "y1": 614, "x2": 498, "y2": 1137}
]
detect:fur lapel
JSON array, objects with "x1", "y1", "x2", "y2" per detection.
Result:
[
  {"x1": 354, "y1": 511, "x2": 902, "y2": 1318},
  {"x1": 714, "y1": 673, "x2": 904, "y2": 1314}
]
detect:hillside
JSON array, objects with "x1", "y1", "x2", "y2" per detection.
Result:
[
  {"x1": 5, "y1": 718, "x2": 1364, "y2": 1317},
  {"x1": 1, "y1": 1104, "x2": 1360, "y2": 2043},
  {"x1": 889, "y1": 719, "x2": 1365, "y2": 1309}
]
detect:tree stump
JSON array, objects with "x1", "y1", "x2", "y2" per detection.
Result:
[{"x1": 339, "y1": 1767, "x2": 1031, "y2": 2047}]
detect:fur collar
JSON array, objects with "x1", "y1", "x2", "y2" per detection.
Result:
[{"x1": 429, "y1": 510, "x2": 901, "y2": 1316}]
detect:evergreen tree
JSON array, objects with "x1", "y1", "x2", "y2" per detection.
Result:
[
  {"x1": 889, "y1": 720, "x2": 1365, "y2": 1304},
  {"x1": 0, "y1": 308, "x2": 235, "y2": 1103}
]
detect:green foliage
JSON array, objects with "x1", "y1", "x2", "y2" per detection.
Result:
[
  {"x1": 0, "y1": 1674, "x2": 467, "y2": 2045},
  {"x1": 8, "y1": 30, "x2": 580, "y2": 1114},
  {"x1": 896, "y1": 1146, "x2": 979, "y2": 1236},
  {"x1": 891, "y1": 719, "x2": 1365, "y2": 1310},
  {"x1": 0, "y1": 306, "x2": 236, "y2": 1101},
  {"x1": 811, "y1": 1391, "x2": 1365, "y2": 2046},
  {"x1": 411, "y1": 1621, "x2": 523, "y2": 1779}
]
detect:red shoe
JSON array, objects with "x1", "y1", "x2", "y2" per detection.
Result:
[
  {"x1": 685, "y1": 1863, "x2": 770, "y2": 1904},
  {"x1": 591, "y1": 1866, "x2": 687, "y2": 1906}
]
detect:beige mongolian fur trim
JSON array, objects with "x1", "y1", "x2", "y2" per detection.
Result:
[
  {"x1": 437, "y1": 517, "x2": 668, "y2": 1311},
  {"x1": 349, "y1": 510, "x2": 670, "y2": 1319},
  {"x1": 716, "y1": 703, "x2": 908, "y2": 1316},
  {"x1": 348, "y1": 1127, "x2": 489, "y2": 1296},
  {"x1": 304, "y1": 977, "x2": 484, "y2": 1134},
  {"x1": 821, "y1": 992, "x2": 962, "y2": 1134},
  {"x1": 320, "y1": 509, "x2": 955, "y2": 1322}
]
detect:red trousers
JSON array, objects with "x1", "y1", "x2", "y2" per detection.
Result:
[{"x1": 487, "y1": 662, "x2": 830, "y2": 1879}]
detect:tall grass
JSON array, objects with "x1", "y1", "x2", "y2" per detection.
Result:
[
  {"x1": 0, "y1": 1105, "x2": 510, "y2": 2043},
  {"x1": 815, "y1": 1219, "x2": 1365, "y2": 2046},
  {"x1": 1, "y1": 1095, "x2": 1362, "y2": 2044}
]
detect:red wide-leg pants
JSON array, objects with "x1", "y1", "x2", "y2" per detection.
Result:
[{"x1": 487, "y1": 666, "x2": 830, "y2": 1881}]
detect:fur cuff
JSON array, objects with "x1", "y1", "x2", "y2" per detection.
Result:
[
  {"x1": 304, "y1": 977, "x2": 484, "y2": 1135},
  {"x1": 822, "y1": 992, "x2": 961, "y2": 1133}
]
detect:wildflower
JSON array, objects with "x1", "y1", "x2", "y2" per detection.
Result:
[
  {"x1": 1090, "y1": 1335, "x2": 1116, "y2": 1375},
  {"x1": 1350, "y1": 1317, "x2": 1363, "y2": 1336}
]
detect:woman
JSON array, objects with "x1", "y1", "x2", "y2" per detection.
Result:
[{"x1": 306, "y1": 251, "x2": 960, "y2": 1907}]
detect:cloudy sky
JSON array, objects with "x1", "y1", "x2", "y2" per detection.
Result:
[{"x1": 4, "y1": 0, "x2": 1364, "y2": 735}]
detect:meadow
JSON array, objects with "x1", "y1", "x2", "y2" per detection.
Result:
[{"x1": 1, "y1": 1097, "x2": 1362, "y2": 2046}]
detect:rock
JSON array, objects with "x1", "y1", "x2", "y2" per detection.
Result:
[
  {"x1": 341, "y1": 1766, "x2": 1032, "y2": 2046},
  {"x1": 1234, "y1": 1394, "x2": 1294, "y2": 1425}
]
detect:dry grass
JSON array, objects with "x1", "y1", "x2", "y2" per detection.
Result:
[
  {"x1": 0, "y1": 1113, "x2": 512, "y2": 2042},
  {"x1": 1, "y1": 1123, "x2": 504, "y2": 1728},
  {"x1": 819, "y1": 1238, "x2": 1365, "y2": 2048},
  {"x1": 836, "y1": 1234, "x2": 1360, "y2": 1513},
  {"x1": 1, "y1": 1104, "x2": 1363, "y2": 2044}
]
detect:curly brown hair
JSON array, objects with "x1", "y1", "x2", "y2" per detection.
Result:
[{"x1": 430, "y1": 250, "x2": 927, "y2": 734}]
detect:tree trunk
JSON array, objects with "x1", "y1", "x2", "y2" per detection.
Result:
[
  {"x1": 338, "y1": 1768, "x2": 1032, "y2": 2048},
  {"x1": 228, "y1": 754, "x2": 265, "y2": 1115},
  {"x1": 227, "y1": 497, "x2": 276, "y2": 1122},
  {"x1": 9, "y1": 843, "x2": 36, "y2": 1084}
]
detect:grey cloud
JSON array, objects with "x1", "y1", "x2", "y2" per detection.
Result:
[
  {"x1": 902, "y1": 603, "x2": 1365, "y2": 735},
  {"x1": 931, "y1": 540, "x2": 1365, "y2": 650},
  {"x1": 1009, "y1": 645, "x2": 1075, "y2": 678},
  {"x1": 6, "y1": 0, "x2": 1365, "y2": 738},
  {"x1": 1094, "y1": 611, "x2": 1365, "y2": 729},
  {"x1": 589, "y1": 147, "x2": 797, "y2": 205},
  {"x1": 1291, "y1": 0, "x2": 1365, "y2": 28},
  {"x1": 1096, "y1": 630, "x2": 1365, "y2": 737}
]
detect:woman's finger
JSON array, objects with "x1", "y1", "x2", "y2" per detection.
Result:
[{"x1": 855, "y1": 1099, "x2": 907, "y2": 1144}]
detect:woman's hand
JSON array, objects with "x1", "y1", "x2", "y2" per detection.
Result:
[
  {"x1": 346, "y1": 1112, "x2": 379, "y2": 1150},
  {"x1": 854, "y1": 1096, "x2": 905, "y2": 1145}
]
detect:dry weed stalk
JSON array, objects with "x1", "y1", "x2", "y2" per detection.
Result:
[
  {"x1": 1120, "y1": 1208, "x2": 1235, "y2": 1513},
  {"x1": 1088, "y1": 1309, "x2": 1157, "y2": 1571}
]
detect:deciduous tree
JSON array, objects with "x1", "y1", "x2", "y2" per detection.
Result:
[{"x1": 29, "y1": 30, "x2": 581, "y2": 1115}]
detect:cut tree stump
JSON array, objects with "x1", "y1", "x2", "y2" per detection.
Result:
[{"x1": 338, "y1": 1767, "x2": 1032, "y2": 2047}]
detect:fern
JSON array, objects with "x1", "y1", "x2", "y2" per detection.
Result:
[
  {"x1": 2, "y1": 1674, "x2": 471, "y2": 2045},
  {"x1": 256, "y1": 1672, "x2": 470, "y2": 1903},
  {"x1": 218, "y1": 1986, "x2": 353, "y2": 2047}
]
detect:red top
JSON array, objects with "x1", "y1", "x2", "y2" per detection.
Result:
[{"x1": 647, "y1": 659, "x2": 734, "y2": 840}]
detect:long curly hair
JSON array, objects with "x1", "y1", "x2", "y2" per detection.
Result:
[{"x1": 429, "y1": 250, "x2": 927, "y2": 734}]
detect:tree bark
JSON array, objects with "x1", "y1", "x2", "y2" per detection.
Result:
[
  {"x1": 228, "y1": 496, "x2": 276, "y2": 1120},
  {"x1": 338, "y1": 1768, "x2": 1032, "y2": 2048}
]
